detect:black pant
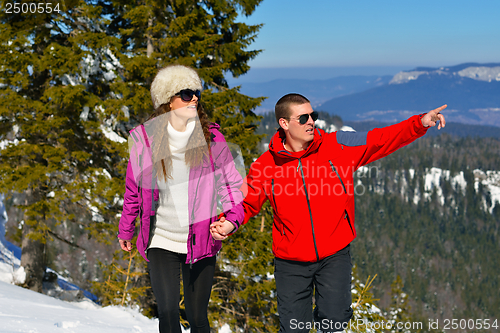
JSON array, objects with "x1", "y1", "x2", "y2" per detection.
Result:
[
  {"x1": 274, "y1": 245, "x2": 353, "y2": 333},
  {"x1": 147, "y1": 248, "x2": 216, "y2": 333}
]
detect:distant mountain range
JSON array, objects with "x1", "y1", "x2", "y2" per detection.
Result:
[
  {"x1": 319, "y1": 63, "x2": 500, "y2": 126},
  {"x1": 241, "y1": 63, "x2": 500, "y2": 127},
  {"x1": 238, "y1": 75, "x2": 392, "y2": 112}
]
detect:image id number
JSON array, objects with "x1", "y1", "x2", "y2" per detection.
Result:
[
  {"x1": 5, "y1": 2, "x2": 61, "y2": 14},
  {"x1": 443, "y1": 319, "x2": 498, "y2": 330}
]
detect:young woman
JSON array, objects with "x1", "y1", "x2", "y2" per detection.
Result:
[{"x1": 118, "y1": 65, "x2": 243, "y2": 333}]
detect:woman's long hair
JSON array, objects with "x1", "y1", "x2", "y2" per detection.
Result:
[{"x1": 147, "y1": 102, "x2": 211, "y2": 181}]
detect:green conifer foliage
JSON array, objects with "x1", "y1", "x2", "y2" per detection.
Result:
[
  {"x1": 350, "y1": 266, "x2": 386, "y2": 333},
  {"x1": 104, "y1": 0, "x2": 266, "y2": 164},
  {"x1": 0, "y1": 1, "x2": 126, "y2": 291},
  {"x1": 385, "y1": 275, "x2": 413, "y2": 333},
  {"x1": 2, "y1": 0, "x2": 264, "y2": 293}
]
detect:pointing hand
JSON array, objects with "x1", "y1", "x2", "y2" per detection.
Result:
[{"x1": 421, "y1": 104, "x2": 447, "y2": 129}]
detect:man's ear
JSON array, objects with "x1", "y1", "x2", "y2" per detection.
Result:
[{"x1": 279, "y1": 118, "x2": 289, "y2": 131}]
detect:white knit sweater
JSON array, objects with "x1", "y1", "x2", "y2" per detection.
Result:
[{"x1": 148, "y1": 119, "x2": 195, "y2": 254}]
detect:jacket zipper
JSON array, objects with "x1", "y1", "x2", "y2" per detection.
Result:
[
  {"x1": 189, "y1": 162, "x2": 206, "y2": 269},
  {"x1": 271, "y1": 179, "x2": 279, "y2": 214},
  {"x1": 139, "y1": 187, "x2": 149, "y2": 250},
  {"x1": 271, "y1": 179, "x2": 285, "y2": 235},
  {"x1": 345, "y1": 211, "x2": 354, "y2": 235},
  {"x1": 329, "y1": 160, "x2": 347, "y2": 194},
  {"x1": 298, "y1": 158, "x2": 320, "y2": 262},
  {"x1": 138, "y1": 204, "x2": 145, "y2": 247},
  {"x1": 190, "y1": 211, "x2": 195, "y2": 269}
]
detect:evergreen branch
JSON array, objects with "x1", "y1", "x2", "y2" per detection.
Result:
[
  {"x1": 210, "y1": 81, "x2": 229, "y2": 92},
  {"x1": 47, "y1": 230, "x2": 86, "y2": 250},
  {"x1": 112, "y1": 264, "x2": 127, "y2": 275},
  {"x1": 354, "y1": 274, "x2": 379, "y2": 309},
  {"x1": 219, "y1": 305, "x2": 246, "y2": 318}
]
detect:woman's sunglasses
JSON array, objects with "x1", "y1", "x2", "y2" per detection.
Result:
[
  {"x1": 175, "y1": 89, "x2": 201, "y2": 102},
  {"x1": 291, "y1": 111, "x2": 319, "y2": 125}
]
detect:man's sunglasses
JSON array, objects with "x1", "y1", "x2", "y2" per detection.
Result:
[
  {"x1": 175, "y1": 89, "x2": 201, "y2": 102},
  {"x1": 289, "y1": 111, "x2": 319, "y2": 125}
]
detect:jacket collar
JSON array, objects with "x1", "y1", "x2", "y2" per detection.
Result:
[{"x1": 269, "y1": 127, "x2": 324, "y2": 161}]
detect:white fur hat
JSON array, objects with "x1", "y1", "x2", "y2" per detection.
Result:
[{"x1": 150, "y1": 65, "x2": 203, "y2": 109}]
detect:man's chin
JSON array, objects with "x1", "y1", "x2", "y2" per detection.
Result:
[{"x1": 305, "y1": 136, "x2": 314, "y2": 144}]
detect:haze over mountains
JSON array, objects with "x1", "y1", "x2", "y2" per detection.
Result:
[{"x1": 240, "y1": 63, "x2": 500, "y2": 128}]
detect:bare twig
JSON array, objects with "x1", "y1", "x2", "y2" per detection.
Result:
[{"x1": 121, "y1": 250, "x2": 137, "y2": 306}]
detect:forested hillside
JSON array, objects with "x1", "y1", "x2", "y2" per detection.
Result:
[{"x1": 353, "y1": 134, "x2": 500, "y2": 322}]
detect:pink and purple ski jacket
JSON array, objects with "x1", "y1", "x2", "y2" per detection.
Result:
[{"x1": 118, "y1": 122, "x2": 244, "y2": 263}]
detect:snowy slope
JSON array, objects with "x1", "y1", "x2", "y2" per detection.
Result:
[
  {"x1": 0, "y1": 280, "x2": 159, "y2": 333},
  {"x1": 0, "y1": 194, "x2": 160, "y2": 332},
  {"x1": 0, "y1": 259, "x2": 235, "y2": 333}
]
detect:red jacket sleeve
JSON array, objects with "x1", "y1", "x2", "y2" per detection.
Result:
[{"x1": 339, "y1": 114, "x2": 429, "y2": 170}]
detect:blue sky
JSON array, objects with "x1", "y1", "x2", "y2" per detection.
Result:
[{"x1": 233, "y1": 0, "x2": 500, "y2": 81}]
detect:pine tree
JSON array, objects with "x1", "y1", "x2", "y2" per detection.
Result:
[
  {"x1": 0, "y1": 1, "x2": 127, "y2": 292},
  {"x1": 2, "y1": 0, "x2": 264, "y2": 290},
  {"x1": 102, "y1": 0, "x2": 265, "y2": 162},
  {"x1": 2, "y1": 1, "x2": 267, "y2": 327}
]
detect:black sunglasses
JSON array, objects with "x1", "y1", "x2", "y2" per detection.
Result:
[
  {"x1": 289, "y1": 111, "x2": 319, "y2": 125},
  {"x1": 175, "y1": 89, "x2": 201, "y2": 102}
]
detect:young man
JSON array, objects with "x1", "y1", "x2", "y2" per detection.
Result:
[{"x1": 212, "y1": 93, "x2": 446, "y2": 332}]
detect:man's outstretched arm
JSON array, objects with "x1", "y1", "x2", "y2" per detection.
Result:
[{"x1": 334, "y1": 105, "x2": 447, "y2": 170}]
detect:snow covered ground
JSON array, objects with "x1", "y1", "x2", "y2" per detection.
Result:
[
  {"x1": 0, "y1": 262, "x2": 235, "y2": 333},
  {"x1": 0, "y1": 256, "x2": 235, "y2": 333},
  {"x1": 0, "y1": 280, "x2": 160, "y2": 333},
  {"x1": 0, "y1": 194, "x2": 161, "y2": 333},
  {"x1": 0, "y1": 242, "x2": 176, "y2": 333},
  {"x1": 2, "y1": 242, "x2": 159, "y2": 332},
  {"x1": 0, "y1": 247, "x2": 158, "y2": 333}
]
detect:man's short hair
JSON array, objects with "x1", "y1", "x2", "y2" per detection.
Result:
[{"x1": 275, "y1": 93, "x2": 310, "y2": 124}]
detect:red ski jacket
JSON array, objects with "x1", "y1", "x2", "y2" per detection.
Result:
[{"x1": 242, "y1": 114, "x2": 428, "y2": 262}]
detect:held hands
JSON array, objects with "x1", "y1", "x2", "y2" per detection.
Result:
[
  {"x1": 119, "y1": 239, "x2": 133, "y2": 252},
  {"x1": 210, "y1": 216, "x2": 235, "y2": 240},
  {"x1": 119, "y1": 217, "x2": 234, "y2": 250},
  {"x1": 421, "y1": 104, "x2": 447, "y2": 129}
]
